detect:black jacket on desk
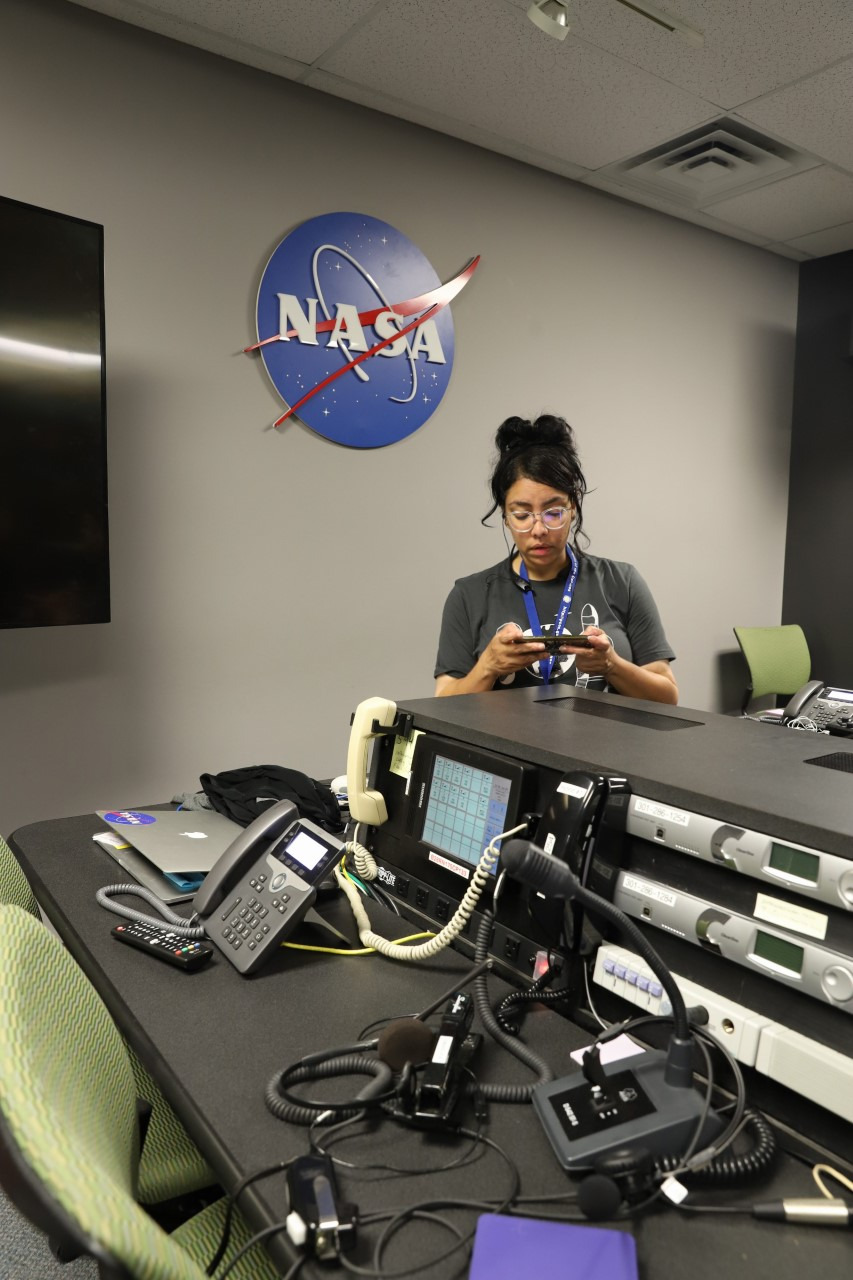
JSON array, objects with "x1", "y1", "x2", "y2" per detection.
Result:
[{"x1": 200, "y1": 765, "x2": 342, "y2": 832}]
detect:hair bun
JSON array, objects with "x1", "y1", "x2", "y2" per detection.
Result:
[{"x1": 496, "y1": 414, "x2": 574, "y2": 455}]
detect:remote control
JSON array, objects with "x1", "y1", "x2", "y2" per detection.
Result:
[{"x1": 111, "y1": 921, "x2": 214, "y2": 971}]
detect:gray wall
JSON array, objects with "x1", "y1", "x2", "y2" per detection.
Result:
[{"x1": 0, "y1": 0, "x2": 798, "y2": 833}]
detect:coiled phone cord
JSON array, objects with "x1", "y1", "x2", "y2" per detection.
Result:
[
  {"x1": 95, "y1": 883, "x2": 207, "y2": 938},
  {"x1": 335, "y1": 824, "x2": 529, "y2": 962}
]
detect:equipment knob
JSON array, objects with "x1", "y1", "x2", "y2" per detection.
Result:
[{"x1": 821, "y1": 965, "x2": 853, "y2": 1004}]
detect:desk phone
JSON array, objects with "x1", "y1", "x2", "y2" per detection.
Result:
[
  {"x1": 193, "y1": 800, "x2": 346, "y2": 974},
  {"x1": 782, "y1": 680, "x2": 853, "y2": 734}
]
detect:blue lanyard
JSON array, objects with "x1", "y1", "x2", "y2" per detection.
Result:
[{"x1": 518, "y1": 544, "x2": 578, "y2": 684}]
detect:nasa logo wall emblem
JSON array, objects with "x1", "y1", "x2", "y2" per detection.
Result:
[{"x1": 247, "y1": 212, "x2": 479, "y2": 449}]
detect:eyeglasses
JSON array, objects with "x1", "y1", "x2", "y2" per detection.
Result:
[{"x1": 505, "y1": 506, "x2": 571, "y2": 532}]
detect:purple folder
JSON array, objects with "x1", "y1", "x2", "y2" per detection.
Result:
[{"x1": 469, "y1": 1213, "x2": 639, "y2": 1279}]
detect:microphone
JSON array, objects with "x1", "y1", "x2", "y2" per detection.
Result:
[
  {"x1": 500, "y1": 836, "x2": 724, "y2": 1171},
  {"x1": 500, "y1": 838, "x2": 692, "y2": 1068},
  {"x1": 752, "y1": 1198, "x2": 853, "y2": 1227},
  {"x1": 501, "y1": 838, "x2": 578, "y2": 898},
  {"x1": 377, "y1": 1019, "x2": 437, "y2": 1072}
]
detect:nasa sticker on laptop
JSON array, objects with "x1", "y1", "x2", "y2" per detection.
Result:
[
  {"x1": 103, "y1": 810, "x2": 157, "y2": 825},
  {"x1": 247, "y1": 212, "x2": 479, "y2": 448}
]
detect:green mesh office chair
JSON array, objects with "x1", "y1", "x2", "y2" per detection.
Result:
[
  {"x1": 732, "y1": 624, "x2": 811, "y2": 712},
  {"x1": 0, "y1": 903, "x2": 279, "y2": 1280},
  {"x1": 0, "y1": 834, "x2": 215, "y2": 1208}
]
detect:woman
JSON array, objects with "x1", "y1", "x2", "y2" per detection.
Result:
[{"x1": 434, "y1": 415, "x2": 677, "y2": 704}]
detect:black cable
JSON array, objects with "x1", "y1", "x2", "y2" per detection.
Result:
[
  {"x1": 313, "y1": 1114, "x2": 487, "y2": 1179},
  {"x1": 205, "y1": 1158, "x2": 292, "y2": 1276},
  {"x1": 265, "y1": 1055, "x2": 398, "y2": 1124},
  {"x1": 492, "y1": 959, "x2": 564, "y2": 1035},
  {"x1": 215, "y1": 1222, "x2": 300, "y2": 1280},
  {"x1": 318, "y1": 1127, "x2": 519, "y2": 1278},
  {"x1": 470, "y1": 911, "x2": 554, "y2": 1101}
]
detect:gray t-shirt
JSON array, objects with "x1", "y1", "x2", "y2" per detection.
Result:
[{"x1": 435, "y1": 552, "x2": 675, "y2": 692}]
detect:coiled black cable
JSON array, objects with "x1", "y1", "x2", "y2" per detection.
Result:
[
  {"x1": 656, "y1": 1108, "x2": 777, "y2": 1184},
  {"x1": 469, "y1": 910, "x2": 554, "y2": 1102},
  {"x1": 493, "y1": 970, "x2": 570, "y2": 1035},
  {"x1": 265, "y1": 1054, "x2": 396, "y2": 1125}
]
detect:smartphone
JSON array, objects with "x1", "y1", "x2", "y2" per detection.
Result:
[{"x1": 510, "y1": 633, "x2": 593, "y2": 653}]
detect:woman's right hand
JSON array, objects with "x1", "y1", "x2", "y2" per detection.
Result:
[
  {"x1": 435, "y1": 624, "x2": 545, "y2": 696},
  {"x1": 480, "y1": 623, "x2": 547, "y2": 680}
]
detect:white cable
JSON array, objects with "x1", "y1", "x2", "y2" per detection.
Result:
[
  {"x1": 347, "y1": 823, "x2": 378, "y2": 881},
  {"x1": 812, "y1": 1162, "x2": 853, "y2": 1198},
  {"x1": 788, "y1": 716, "x2": 820, "y2": 732},
  {"x1": 335, "y1": 822, "x2": 529, "y2": 962}
]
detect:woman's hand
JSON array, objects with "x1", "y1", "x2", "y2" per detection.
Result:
[
  {"x1": 480, "y1": 622, "x2": 549, "y2": 679},
  {"x1": 568, "y1": 626, "x2": 678, "y2": 704},
  {"x1": 568, "y1": 626, "x2": 614, "y2": 679},
  {"x1": 435, "y1": 623, "x2": 546, "y2": 696}
]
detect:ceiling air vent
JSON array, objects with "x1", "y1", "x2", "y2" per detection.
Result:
[{"x1": 599, "y1": 119, "x2": 817, "y2": 209}]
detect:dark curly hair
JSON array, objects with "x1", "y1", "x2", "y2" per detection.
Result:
[{"x1": 483, "y1": 414, "x2": 588, "y2": 548}]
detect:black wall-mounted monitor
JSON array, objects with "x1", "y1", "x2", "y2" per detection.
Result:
[{"x1": 0, "y1": 195, "x2": 109, "y2": 629}]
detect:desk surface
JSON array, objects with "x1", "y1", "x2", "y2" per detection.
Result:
[{"x1": 10, "y1": 810, "x2": 852, "y2": 1280}]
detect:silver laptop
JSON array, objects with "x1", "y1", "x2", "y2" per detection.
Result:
[{"x1": 95, "y1": 808, "x2": 243, "y2": 903}]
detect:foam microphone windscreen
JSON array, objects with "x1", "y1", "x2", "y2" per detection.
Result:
[
  {"x1": 577, "y1": 1173, "x2": 623, "y2": 1221},
  {"x1": 377, "y1": 1018, "x2": 436, "y2": 1071}
]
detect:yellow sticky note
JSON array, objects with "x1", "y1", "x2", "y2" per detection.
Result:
[{"x1": 390, "y1": 729, "x2": 422, "y2": 778}]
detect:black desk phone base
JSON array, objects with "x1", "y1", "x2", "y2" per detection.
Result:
[{"x1": 193, "y1": 800, "x2": 347, "y2": 975}]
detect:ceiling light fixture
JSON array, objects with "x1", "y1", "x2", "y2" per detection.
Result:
[
  {"x1": 527, "y1": 0, "x2": 571, "y2": 42},
  {"x1": 613, "y1": 0, "x2": 704, "y2": 47}
]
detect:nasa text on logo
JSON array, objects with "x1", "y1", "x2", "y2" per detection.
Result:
[
  {"x1": 105, "y1": 810, "x2": 156, "y2": 826},
  {"x1": 248, "y1": 212, "x2": 479, "y2": 449}
]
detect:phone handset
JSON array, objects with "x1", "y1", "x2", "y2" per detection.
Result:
[
  {"x1": 346, "y1": 696, "x2": 397, "y2": 826},
  {"x1": 535, "y1": 771, "x2": 610, "y2": 878},
  {"x1": 193, "y1": 798, "x2": 298, "y2": 917},
  {"x1": 781, "y1": 679, "x2": 826, "y2": 723}
]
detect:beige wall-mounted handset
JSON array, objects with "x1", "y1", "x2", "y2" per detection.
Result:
[{"x1": 346, "y1": 696, "x2": 397, "y2": 826}]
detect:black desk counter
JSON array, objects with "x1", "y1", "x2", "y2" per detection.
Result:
[
  {"x1": 11, "y1": 810, "x2": 853, "y2": 1280},
  {"x1": 394, "y1": 685, "x2": 853, "y2": 857}
]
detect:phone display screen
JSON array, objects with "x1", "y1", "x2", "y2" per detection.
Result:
[
  {"x1": 825, "y1": 688, "x2": 853, "y2": 703},
  {"x1": 274, "y1": 823, "x2": 343, "y2": 884}
]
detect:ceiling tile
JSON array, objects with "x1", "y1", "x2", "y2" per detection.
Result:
[
  {"x1": 785, "y1": 220, "x2": 853, "y2": 256},
  {"x1": 704, "y1": 165, "x2": 853, "y2": 240},
  {"x1": 315, "y1": 0, "x2": 717, "y2": 170},
  {"x1": 582, "y1": 172, "x2": 773, "y2": 245},
  {"x1": 68, "y1": 0, "x2": 380, "y2": 63},
  {"x1": 739, "y1": 57, "x2": 853, "y2": 172},
  {"x1": 510, "y1": 0, "x2": 853, "y2": 110}
]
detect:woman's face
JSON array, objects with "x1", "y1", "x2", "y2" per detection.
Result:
[{"x1": 503, "y1": 476, "x2": 573, "y2": 580}]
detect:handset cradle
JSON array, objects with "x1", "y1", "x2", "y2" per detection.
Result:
[{"x1": 193, "y1": 799, "x2": 346, "y2": 975}]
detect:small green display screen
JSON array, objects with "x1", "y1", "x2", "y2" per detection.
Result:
[
  {"x1": 768, "y1": 842, "x2": 820, "y2": 884},
  {"x1": 753, "y1": 930, "x2": 804, "y2": 975}
]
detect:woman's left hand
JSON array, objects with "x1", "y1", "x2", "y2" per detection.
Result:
[{"x1": 564, "y1": 627, "x2": 614, "y2": 678}]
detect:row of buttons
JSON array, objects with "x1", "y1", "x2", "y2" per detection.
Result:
[
  {"x1": 602, "y1": 953, "x2": 666, "y2": 1002},
  {"x1": 222, "y1": 921, "x2": 272, "y2": 951},
  {"x1": 234, "y1": 897, "x2": 270, "y2": 931}
]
